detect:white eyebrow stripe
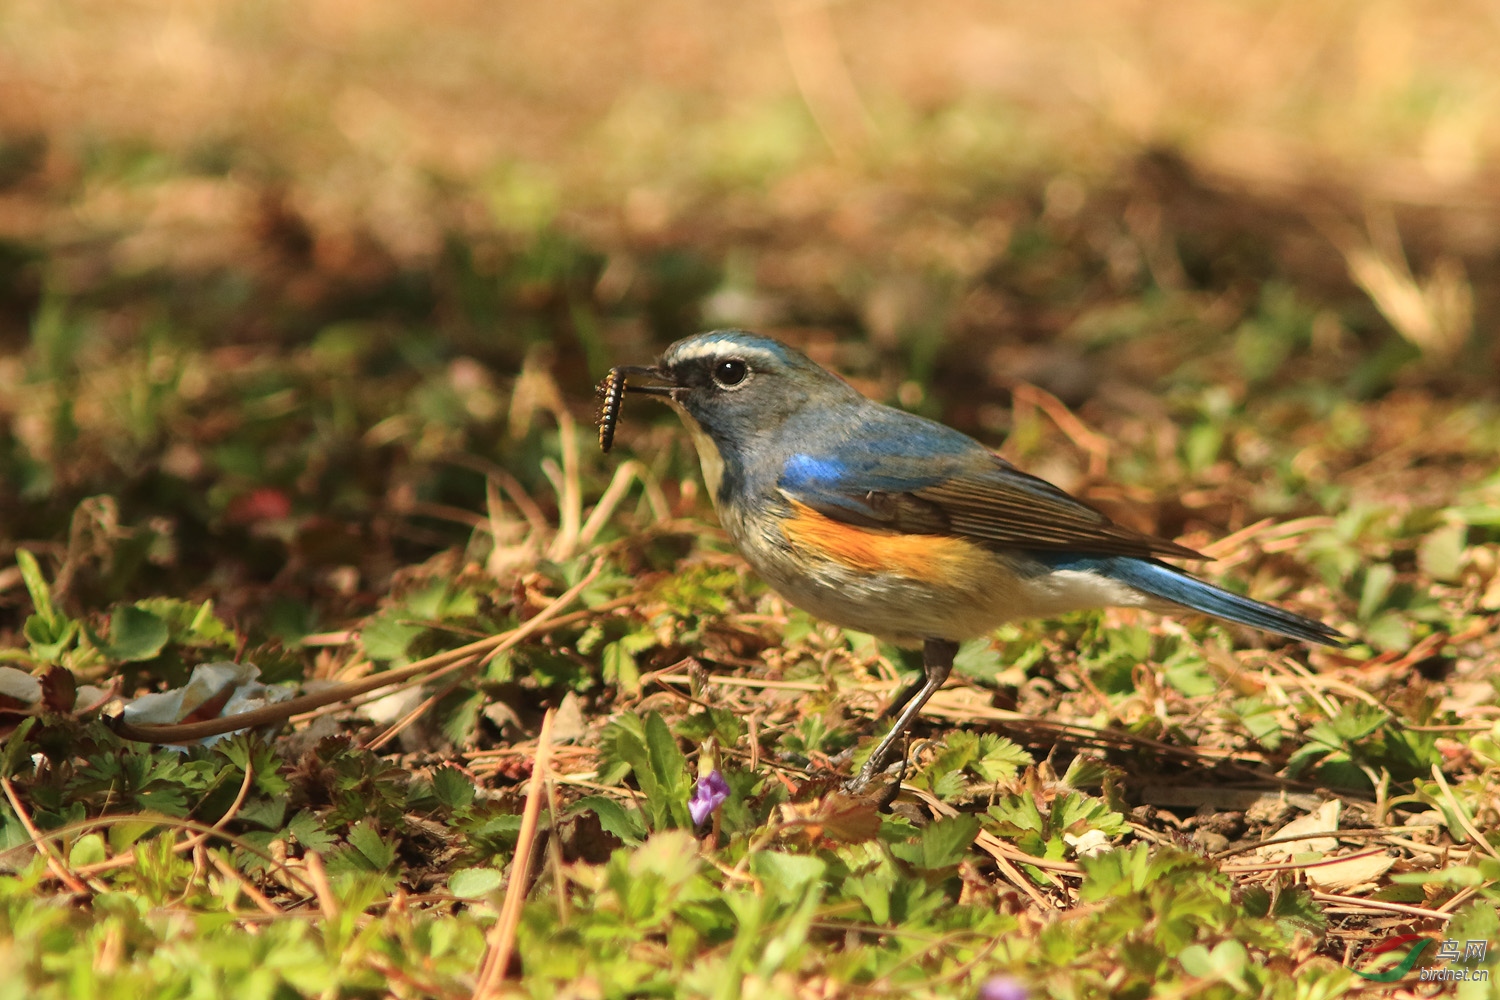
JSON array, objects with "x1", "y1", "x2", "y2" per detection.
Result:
[{"x1": 664, "y1": 339, "x2": 782, "y2": 367}]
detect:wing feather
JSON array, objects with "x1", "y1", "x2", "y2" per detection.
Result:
[{"x1": 779, "y1": 450, "x2": 1202, "y2": 560}]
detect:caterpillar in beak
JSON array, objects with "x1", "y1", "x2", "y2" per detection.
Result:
[{"x1": 596, "y1": 367, "x2": 626, "y2": 453}]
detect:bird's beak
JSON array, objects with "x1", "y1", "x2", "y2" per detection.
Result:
[{"x1": 614, "y1": 364, "x2": 677, "y2": 398}]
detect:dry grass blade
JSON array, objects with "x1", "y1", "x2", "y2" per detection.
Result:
[
  {"x1": 364, "y1": 679, "x2": 463, "y2": 752},
  {"x1": 304, "y1": 850, "x2": 340, "y2": 922},
  {"x1": 1428, "y1": 763, "x2": 1500, "y2": 860},
  {"x1": 1008, "y1": 381, "x2": 1112, "y2": 478},
  {"x1": 207, "y1": 850, "x2": 282, "y2": 916},
  {"x1": 1323, "y1": 207, "x2": 1474, "y2": 361},
  {"x1": 654, "y1": 671, "x2": 825, "y2": 693},
  {"x1": 1210, "y1": 826, "x2": 1435, "y2": 862},
  {"x1": 474, "y1": 707, "x2": 556, "y2": 998},
  {"x1": 1310, "y1": 891, "x2": 1454, "y2": 922},
  {"x1": 1219, "y1": 847, "x2": 1389, "y2": 875},
  {"x1": 577, "y1": 458, "x2": 669, "y2": 548}
]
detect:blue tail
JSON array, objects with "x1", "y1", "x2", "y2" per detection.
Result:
[{"x1": 1039, "y1": 554, "x2": 1349, "y2": 647}]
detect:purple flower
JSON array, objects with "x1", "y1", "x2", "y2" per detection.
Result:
[
  {"x1": 978, "y1": 977, "x2": 1027, "y2": 1000},
  {"x1": 688, "y1": 770, "x2": 730, "y2": 826}
]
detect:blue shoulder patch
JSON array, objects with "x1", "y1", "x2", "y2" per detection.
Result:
[{"x1": 782, "y1": 453, "x2": 846, "y2": 491}]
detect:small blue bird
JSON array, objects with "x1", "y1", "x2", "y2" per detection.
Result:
[{"x1": 608, "y1": 330, "x2": 1347, "y2": 791}]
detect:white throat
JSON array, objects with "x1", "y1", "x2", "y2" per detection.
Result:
[{"x1": 669, "y1": 401, "x2": 725, "y2": 505}]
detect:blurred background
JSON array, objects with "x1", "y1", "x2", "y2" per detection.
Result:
[
  {"x1": 6, "y1": 0, "x2": 1499, "y2": 364},
  {"x1": 0, "y1": 0, "x2": 1497, "y2": 629}
]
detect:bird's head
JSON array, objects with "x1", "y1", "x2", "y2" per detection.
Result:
[
  {"x1": 615, "y1": 330, "x2": 863, "y2": 500},
  {"x1": 621, "y1": 330, "x2": 860, "y2": 443}
]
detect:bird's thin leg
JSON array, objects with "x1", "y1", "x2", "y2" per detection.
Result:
[
  {"x1": 845, "y1": 638, "x2": 957, "y2": 794},
  {"x1": 880, "y1": 671, "x2": 926, "y2": 720}
]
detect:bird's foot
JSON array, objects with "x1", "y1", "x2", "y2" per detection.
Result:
[{"x1": 841, "y1": 747, "x2": 905, "y2": 806}]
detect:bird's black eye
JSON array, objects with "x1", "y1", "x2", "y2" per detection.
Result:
[{"x1": 713, "y1": 358, "x2": 748, "y2": 388}]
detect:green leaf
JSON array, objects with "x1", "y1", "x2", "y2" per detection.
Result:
[
  {"x1": 952, "y1": 639, "x2": 1001, "y2": 681},
  {"x1": 336, "y1": 821, "x2": 397, "y2": 872},
  {"x1": 1179, "y1": 940, "x2": 1250, "y2": 992},
  {"x1": 1417, "y1": 523, "x2": 1466, "y2": 582},
  {"x1": 1358, "y1": 563, "x2": 1395, "y2": 620},
  {"x1": 361, "y1": 612, "x2": 425, "y2": 663},
  {"x1": 402, "y1": 580, "x2": 479, "y2": 621},
  {"x1": 779, "y1": 715, "x2": 850, "y2": 759},
  {"x1": 928, "y1": 768, "x2": 967, "y2": 800},
  {"x1": 468, "y1": 812, "x2": 524, "y2": 848},
  {"x1": 216, "y1": 735, "x2": 292, "y2": 798},
  {"x1": 1060, "y1": 756, "x2": 1114, "y2": 789},
  {"x1": 236, "y1": 795, "x2": 288, "y2": 831},
  {"x1": 1183, "y1": 421, "x2": 1224, "y2": 474},
  {"x1": 609, "y1": 722, "x2": 650, "y2": 793},
  {"x1": 621, "y1": 829, "x2": 701, "y2": 886},
  {"x1": 644, "y1": 711, "x2": 691, "y2": 827},
  {"x1": 602, "y1": 627, "x2": 656, "y2": 694},
  {"x1": 432, "y1": 765, "x2": 477, "y2": 812},
  {"x1": 1164, "y1": 658, "x2": 1216, "y2": 697},
  {"x1": 15, "y1": 549, "x2": 57, "y2": 626},
  {"x1": 1228, "y1": 696, "x2": 1286, "y2": 750},
  {"x1": 1361, "y1": 611, "x2": 1412, "y2": 652},
  {"x1": 24, "y1": 615, "x2": 78, "y2": 663},
  {"x1": 68, "y1": 833, "x2": 108, "y2": 868},
  {"x1": 1391, "y1": 865, "x2": 1486, "y2": 887},
  {"x1": 654, "y1": 566, "x2": 739, "y2": 617},
  {"x1": 987, "y1": 794, "x2": 1047, "y2": 848},
  {"x1": 846, "y1": 867, "x2": 895, "y2": 924},
  {"x1": 571, "y1": 795, "x2": 647, "y2": 845},
  {"x1": 674, "y1": 707, "x2": 748, "y2": 747},
  {"x1": 135, "y1": 597, "x2": 237, "y2": 648},
  {"x1": 1052, "y1": 792, "x2": 1128, "y2": 838},
  {"x1": 1241, "y1": 883, "x2": 1326, "y2": 939},
  {"x1": 94, "y1": 606, "x2": 171, "y2": 662},
  {"x1": 449, "y1": 867, "x2": 505, "y2": 898},
  {"x1": 107, "y1": 818, "x2": 159, "y2": 854},
  {"x1": 971, "y1": 734, "x2": 1032, "y2": 783},
  {"x1": 602, "y1": 640, "x2": 642, "y2": 694},
  {"x1": 911, "y1": 732, "x2": 1032, "y2": 797},
  {"x1": 985, "y1": 789, "x2": 1124, "y2": 860},
  {"x1": 749, "y1": 852, "x2": 827, "y2": 896},
  {"x1": 1335, "y1": 703, "x2": 1390, "y2": 741},
  {"x1": 893, "y1": 815, "x2": 980, "y2": 870},
  {"x1": 1455, "y1": 500, "x2": 1500, "y2": 527},
  {"x1": 287, "y1": 810, "x2": 337, "y2": 853},
  {"x1": 0, "y1": 717, "x2": 37, "y2": 779},
  {"x1": 608, "y1": 720, "x2": 669, "y2": 831},
  {"x1": 1444, "y1": 900, "x2": 1500, "y2": 964},
  {"x1": 435, "y1": 688, "x2": 485, "y2": 746}
]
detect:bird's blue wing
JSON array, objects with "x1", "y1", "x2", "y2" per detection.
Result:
[{"x1": 777, "y1": 421, "x2": 1202, "y2": 560}]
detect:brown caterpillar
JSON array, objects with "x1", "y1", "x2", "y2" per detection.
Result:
[{"x1": 596, "y1": 367, "x2": 626, "y2": 453}]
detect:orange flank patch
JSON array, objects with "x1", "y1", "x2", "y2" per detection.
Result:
[{"x1": 782, "y1": 501, "x2": 990, "y2": 587}]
